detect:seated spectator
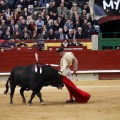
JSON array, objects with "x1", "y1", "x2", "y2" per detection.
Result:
[
  {"x1": 19, "y1": 19, "x2": 28, "y2": 31},
  {"x1": 32, "y1": 11, "x2": 38, "y2": 21},
  {"x1": 56, "y1": 28, "x2": 65, "y2": 40},
  {"x1": 13, "y1": 31, "x2": 22, "y2": 40},
  {"x1": 87, "y1": 22, "x2": 95, "y2": 38},
  {"x1": 53, "y1": 20, "x2": 59, "y2": 34},
  {"x1": 4, "y1": 31, "x2": 13, "y2": 40},
  {"x1": 0, "y1": 0, "x2": 8, "y2": 13},
  {"x1": 22, "y1": 31, "x2": 30, "y2": 40},
  {"x1": 35, "y1": 16, "x2": 44, "y2": 34},
  {"x1": 41, "y1": 30, "x2": 48, "y2": 39},
  {"x1": 39, "y1": 0, "x2": 48, "y2": 7},
  {"x1": 76, "y1": 27, "x2": 84, "y2": 39},
  {"x1": 21, "y1": 7, "x2": 31, "y2": 19},
  {"x1": 64, "y1": 19, "x2": 74, "y2": 30},
  {"x1": 57, "y1": 3, "x2": 68, "y2": 18},
  {"x1": 31, "y1": 25, "x2": 39, "y2": 39},
  {"x1": 82, "y1": 3, "x2": 90, "y2": 13},
  {"x1": 70, "y1": 39, "x2": 83, "y2": 46},
  {"x1": 47, "y1": 28, "x2": 56, "y2": 40},
  {"x1": 0, "y1": 39, "x2": 16, "y2": 52},
  {"x1": 82, "y1": 19, "x2": 88, "y2": 38},
  {"x1": 69, "y1": 3, "x2": 81, "y2": 19},
  {"x1": 67, "y1": 29, "x2": 74, "y2": 39},
  {"x1": 28, "y1": 19, "x2": 36, "y2": 33},
  {"x1": 57, "y1": 16, "x2": 64, "y2": 28},
  {"x1": 73, "y1": 20, "x2": 81, "y2": 30},
  {"x1": 61, "y1": 39, "x2": 70, "y2": 48},
  {"x1": 13, "y1": 24, "x2": 22, "y2": 39},
  {"x1": 17, "y1": 40, "x2": 28, "y2": 47},
  {"x1": 46, "y1": 19, "x2": 54, "y2": 33},
  {"x1": 22, "y1": 26, "x2": 31, "y2": 38},
  {"x1": 63, "y1": 25, "x2": 69, "y2": 39}
]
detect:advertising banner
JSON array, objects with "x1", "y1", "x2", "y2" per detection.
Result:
[{"x1": 94, "y1": 0, "x2": 120, "y2": 15}]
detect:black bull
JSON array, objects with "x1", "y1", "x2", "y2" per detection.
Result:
[{"x1": 4, "y1": 64, "x2": 64, "y2": 105}]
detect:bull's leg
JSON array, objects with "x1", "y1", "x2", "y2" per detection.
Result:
[
  {"x1": 10, "y1": 85, "x2": 16, "y2": 105},
  {"x1": 28, "y1": 92, "x2": 35, "y2": 105},
  {"x1": 20, "y1": 88, "x2": 26, "y2": 104},
  {"x1": 36, "y1": 92, "x2": 45, "y2": 105}
]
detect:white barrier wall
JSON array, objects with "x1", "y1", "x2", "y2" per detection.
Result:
[{"x1": 92, "y1": 35, "x2": 98, "y2": 50}]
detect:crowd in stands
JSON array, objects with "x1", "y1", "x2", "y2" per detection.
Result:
[{"x1": 0, "y1": 0, "x2": 99, "y2": 51}]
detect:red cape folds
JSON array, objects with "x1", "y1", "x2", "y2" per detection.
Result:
[{"x1": 63, "y1": 76, "x2": 91, "y2": 103}]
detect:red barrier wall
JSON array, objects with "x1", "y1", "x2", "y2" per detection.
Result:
[{"x1": 0, "y1": 50, "x2": 120, "y2": 79}]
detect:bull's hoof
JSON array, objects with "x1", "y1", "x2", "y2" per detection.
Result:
[
  {"x1": 10, "y1": 103, "x2": 13, "y2": 106},
  {"x1": 22, "y1": 100, "x2": 26, "y2": 104},
  {"x1": 28, "y1": 103, "x2": 32, "y2": 106},
  {"x1": 41, "y1": 102, "x2": 45, "y2": 105}
]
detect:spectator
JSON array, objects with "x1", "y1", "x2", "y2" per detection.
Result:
[
  {"x1": 87, "y1": 22, "x2": 95, "y2": 38},
  {"x1": 41, "y1": 30, "x2": 48, "y2": 39},
  {"x1": 63, "y1": 25, "x2": 69, "y2": 39},
  {"x1": 17, "y1": 40, "x2": 28, "y2": 47},
  {"x1": 46, "y1": 19, "x2": 54, "y2": 33},
  {"x1": 73, "y1": 20, "x2": 81, "y2": 30},
  {"x1": 35, "y1": 16, "x2": 44, "y2": 34},
  {"x1": 57, "y1": 3, "x2": 68, "y2": 18},
  {"x1": 47, "y1": 0, "x2": 57, "y2": 17},
  {"x1": 21, "y1": 7, "x2": 31, "y2": 19},
  {"x1": 82, "y1": 3, "x2": 90, "y2": 13},
  {"x1": 86, "y1": 13, "x2": 92, "y2": 23},
  {"x1": 64, "y1": 19, "x2": 74, "y2": 30},
  {"x1": 4, "y1": 8, "x2": 13, "y2": 22},
  {"x1": 53, "y1": 20, "x2": 59, "y2": 34},
  {"x1": 67, "y1": 29, "x2": 74, "y2": 39},
  {"x1": 39, "y1": 0, "x2": 49, "y2": 7},
  {"x1": 56, "y1": 28, "x2": 65, "y2": 40},
  {"x1": 69, "y1": 3, "x2": 81, "y2": 19},
  {"x1": 5, "y1": 39, "x2": 16, "y2": 48},
  {"x1": 4, "y1": 31, "x2": 13, "y2": 40},
  {"x1": 22, "y1": 31, "x2": 30, "y2": 40},
  {"x1": 15, "y1": 0, "x2": 26, "y2": 10},
  {"x1": 12, "y1": 10, "x2": 21, "y2": 24},
  {"x1": 1, "y1": 19, "x2": 7, "y2": 33},
  {"x1": 32, "y1": 11, "x2": 38, "y2": 21},
  {"x1": 32, "y1": 25, "x2": 39, "y2": 39},
  {"x1": 70, "y1": 39, "x2": 83, "y2": 46},
  {"x1": 9, "y1": 19, "x2": 15, "y2": 35},
  {"x1": 0, "y1": 0, "x2": 8, "y2": 13},
  {"x1": 76, "y1": 27, "x2": 84, "y2": 39},
  {"x1": 28, "y1": 19, "x2": 36, "y2": 33},
  {"x1": 40, "y1": 11, "x2": 47, "y2": 25},
  {"x1": 80, "y1": 9, "x2": 87, "y2": 23},
  {"x1": 61, "y1": 39, "x2": 70, "y2": 48},
  {"x1": 13, "y1": 24, "x2": 22, "y2": 39},
  {"x1": 57, "y1": 16, "x2": 64, "y2": 28},
  {"x1": 81, "y1": 19, "x2": 88, "y2": 38},
  {"x1": 19, "y1": 19, "x2": 28, "y2": 31},
  {"x1": 78, "y1": 0, "x2": 86, "y2": 8},
  {"x1": 47, "y1": 28, "x2": 56, "y2": 40},
  {"x1": 13, "y1": 31, "x2": 22, "y2": 40}
]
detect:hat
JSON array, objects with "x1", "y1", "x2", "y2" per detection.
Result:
[
  {"x1": 78, "y1": 27, "x2": 82, "y2": 30},
  {"x1": 57, "y1": 47, "x2": 64, "y2": 53}
]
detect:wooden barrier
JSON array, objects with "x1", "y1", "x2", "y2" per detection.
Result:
[{"x1": 1, "y1": 50, "x2": 120, "y2": 79}]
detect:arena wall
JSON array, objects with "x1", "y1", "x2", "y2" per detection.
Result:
[{"x1": 0, "y1": 50, "x2": 120, "y2": 80}]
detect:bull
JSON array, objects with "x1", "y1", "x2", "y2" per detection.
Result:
[{"x1": 4, "y1": 64, "x2": 64, "y2": 105}]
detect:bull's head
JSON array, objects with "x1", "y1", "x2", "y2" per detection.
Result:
[{"x1": 50, "y1": 71, "x2": 64, "y2": 90}]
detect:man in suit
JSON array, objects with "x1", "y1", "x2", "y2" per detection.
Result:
[{"x1": 57, "y1": 3, "x2": 68, "y2": 18}]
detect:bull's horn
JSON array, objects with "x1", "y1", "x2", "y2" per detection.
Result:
[{"x1": 58, "y1": 71, "x2": 65, "y2": 76}]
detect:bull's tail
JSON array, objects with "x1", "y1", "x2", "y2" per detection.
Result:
[{"x1": 4, "y1": 76, "x2": 10, "y2": 94}]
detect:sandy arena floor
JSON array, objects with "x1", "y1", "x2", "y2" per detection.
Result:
[{"x1": 0, "y1": 80, "x2": 120, "y2": 120}]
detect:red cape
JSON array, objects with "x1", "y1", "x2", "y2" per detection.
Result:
[{"x1": 63, "y1": 76, "x2": 91, "y2": 103}]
